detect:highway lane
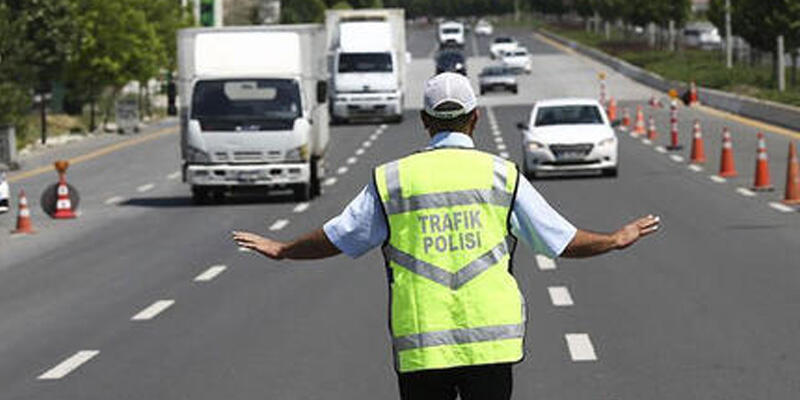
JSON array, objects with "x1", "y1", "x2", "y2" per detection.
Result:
[{"x1": 2, "y1": 23, "x2": 800, "y2": 399}]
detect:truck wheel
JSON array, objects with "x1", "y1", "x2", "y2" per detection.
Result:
[
  {"x1": 389, "y1": 114, "x2": 403, "y2": 124},
  {"x1": 603, "y1": 167, "x2": 618, "y2": 178},
  {"x1": 293, "y1": 184, "x2": 311, "y2": 202},
  {"x1": 191, "y1": 186, "x2": 210, "y2": 205},
  {"x1": 310, "y1": 158, "x2": 321, "y2": 198}
]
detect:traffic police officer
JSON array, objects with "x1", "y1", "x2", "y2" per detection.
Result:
[{"x1": 233, "y1": 72, "x2": 660, "y2": 400}]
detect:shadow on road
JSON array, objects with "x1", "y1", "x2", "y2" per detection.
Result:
[{"x1": 121, "y1": 193, "x2": 298, "y2": 208}]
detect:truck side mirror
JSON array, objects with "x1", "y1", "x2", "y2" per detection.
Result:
[
  {"x1": 516, "y1": 122, "x2": 527, "y2": 130},
  {"x1": 316, "y1": 81, "x2": 328, "y2": 104}
]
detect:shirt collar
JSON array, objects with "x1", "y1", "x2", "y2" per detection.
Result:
[{"x1": 427, "y1": 131, "x2": 475, "y2": 149}]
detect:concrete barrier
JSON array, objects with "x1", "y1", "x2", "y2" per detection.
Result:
[{"x1": 538, "y1": 29, "x2": 800, "y2": 133}]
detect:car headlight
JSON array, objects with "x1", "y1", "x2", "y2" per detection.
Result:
[
  {"x1": 527, "y1": 141, "x2": 546, "y2": 151},
  {"x1": 186, "y1": 146, "x2": 210, "y2": 163},
  {"x1": 285, "y1": 144, "x2": 309, "y2": 162},
  {"x1": 598, "y1": 137, "x2": 617, "y2": 147}
]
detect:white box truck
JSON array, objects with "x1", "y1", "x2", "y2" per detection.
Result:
[
  {"x1": 326, "y1": 9, "x2": 406, "y2": 124},
  {"x1": 177, "y1": 25, "x2": 329, "y2": 203}
]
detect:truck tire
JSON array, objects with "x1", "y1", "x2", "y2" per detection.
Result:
[
  {"x1": 191, "y1": 185, "x2": 210, "y2": 205},
  {"x1": 389, "y1": 114, "x2": 403, "y2": 124},
  {"x1": 310, "y1": 158, "x2": 321, "y2": 198},
  {"x1": 293, "y1": 183, "x2": 311, "y2": 202}
]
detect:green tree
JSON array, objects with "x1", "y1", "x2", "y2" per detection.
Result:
[{"x1": 281, "y1": 0, "x2": 326, "y2": 23}]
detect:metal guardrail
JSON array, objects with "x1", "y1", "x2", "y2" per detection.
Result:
[{"x1": 537, "y1": 29, "x2": 800, "y2": 134}]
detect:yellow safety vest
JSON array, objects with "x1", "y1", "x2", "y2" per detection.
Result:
[{"x1": 374, "y1": 148, "x2": 525, "y2": 373}]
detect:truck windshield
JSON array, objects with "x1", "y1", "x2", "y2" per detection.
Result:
[
  {"x1": 191, "y1": 79, "x2": 301, "y2": 131},
  {"x1": 442, "y1": 28, "x2": 461, "y2": 34},
  {"x1": 338, "y1": 53, "x2": 393, "y2": 73},
  {"x1": 535, "y1": 105, "x2": 604, "y2": 126}
]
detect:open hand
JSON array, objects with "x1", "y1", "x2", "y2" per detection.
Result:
[
  {"x1": 613, "y1": 215, "x2": 660, "y2": 249},
  {"x1": 232, "y1": 231, "x2": 286, "y2": 259}
]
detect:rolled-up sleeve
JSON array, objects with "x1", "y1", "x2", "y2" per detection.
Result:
[
  {"x1": 323, "y1": 181, "x2": 388, "y2": 258},
  {"x1": 509, "y1": 176, "x2": 577, "y2": 258}
]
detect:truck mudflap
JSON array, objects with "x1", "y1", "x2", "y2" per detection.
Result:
[{"x1": 186, "y1": 163, "x2": 311, "y2": 187}]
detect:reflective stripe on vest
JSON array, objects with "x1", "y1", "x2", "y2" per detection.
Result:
[{"x1": 394, "y1": 323, "x2": 525, "y2": 352}]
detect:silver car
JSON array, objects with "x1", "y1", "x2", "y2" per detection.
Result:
[{"x1": 478, "y1": 66, "x2": 518, "y2": 95}]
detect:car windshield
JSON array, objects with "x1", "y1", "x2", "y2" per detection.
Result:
[
  {"x1": 534, "y1": 105, "x2": 604, "y2": 126},
  {"x1": 494, "y1": 37, "x2": 513, "y2": 43},
  {"x1": 508, "y1": 50, "x2": 527, "y2": 57},
  {"x1": 442, "y1": 27, "x2": 461, "y2": 34},
  {"x1": 191, "y1": 79, "x2": 301, "y2": 131},
  {"x1": 482, "y1": 67, "x2": 509, "y2": 76},
  {"x1": 338, "y1": 52, "x2": 393, "y2": 73}
]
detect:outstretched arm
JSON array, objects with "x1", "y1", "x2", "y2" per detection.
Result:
[
  {"x1": 232, "y1": 229, "x2": 342, "y2": 260},
  {"x1": 561, "y1": 215, "x2": 660, "y2": 258}
]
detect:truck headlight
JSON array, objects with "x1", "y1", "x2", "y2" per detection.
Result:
[
  {"x1": 598, "y1": 137, "x2": 616, "y2": 147},
  {"x1": 186, "y1": 146, "x2": 210, "y2": 163},
  {"x1": 285, "y1": 144, "x2": 309, "y2": 162},
  {"x1": 527, "y1": 141, "x2": 546, "y2": 151}
]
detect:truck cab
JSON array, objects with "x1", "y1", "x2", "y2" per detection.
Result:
[{"x1": 438, "y1": 21, "x2": 465, "y2": 48}]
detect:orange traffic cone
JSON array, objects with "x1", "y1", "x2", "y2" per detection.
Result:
[
  {"x1": 53, "y1": 161, "x2": 76, "y2": 219},
  {"x1": 782, "y1": 142, "x2": 800, "y2": 204},
  {"x1": 752, "y1": 132, "x2": 774, "y2": 191},
  {"x1": 647, "y1": 116, "x2": 658, "y2": 141},
  {"x1": 607, "y1": 97, "x2": 617, "y2": 121},
  {"x1": 633, "y1": 106, "x2": 646, "y2": 136},
  {"x1": 12, "y1": 190, "x2": 35, "y2": 234},
  {"x1": 620, "y1": 108, "x2": 630, "y2": 132},
  {"x1": 688, "y1": 81, "x2": 699, "y2": 106},
  {"x1": 689, "y1": 120, "x2": 706, "y2": 164},
  {"x1": 718, "y1": 127, "x2": 737, "y2": 177}
]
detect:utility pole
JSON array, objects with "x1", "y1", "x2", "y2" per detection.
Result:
[
  {"x1": 777, "y1": 35, "x2": 786, "y2": 92},
  {"x1": 514, "y1": 0, "x2": 520, "y2": 22},
  {"x1": 725, "y1": 0, "x2": 732, "y2": 68}
]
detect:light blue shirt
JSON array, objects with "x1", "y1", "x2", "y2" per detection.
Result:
[{"x1": 323, "y1": 132, "x2": 577, "y2": 259}]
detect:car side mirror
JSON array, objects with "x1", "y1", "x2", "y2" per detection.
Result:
[
  {"x1": 316, "y1": 81, "x2": 328, "y2": 104},
  {"x1": 516, "y1": 122, "x2": 527, "y2": 131}
]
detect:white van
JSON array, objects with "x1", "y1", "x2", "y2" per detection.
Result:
[{"x1": 438, "y1": 21, "x2": 465, "y2": 48}]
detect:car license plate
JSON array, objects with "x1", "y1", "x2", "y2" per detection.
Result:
[
  {"x1": 556, "y1": 151, "x2": 584, "y2": 160},
  {"x1": 237, "y1": 171, "x2": 261, "y2": 182}
]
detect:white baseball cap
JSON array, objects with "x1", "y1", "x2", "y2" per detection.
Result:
[{"x1": 423, "y1": 72, "x2": 477, "y2": 119}]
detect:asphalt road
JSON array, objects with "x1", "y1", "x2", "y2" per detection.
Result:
[{"x1": 1, "y1": 23, "x2": 800, "y2": 399}]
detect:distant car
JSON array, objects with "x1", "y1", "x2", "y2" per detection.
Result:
[
  {"x1": 490, "y1": 36, "x2": 518, "y2": 59},
  {"x1": 435, "y1": 50, "x2": 467, "y2": 76},
  {"x1": 479, "y1": 66, "x2": 517, "y2": 94},
  {"x1": 475, "y1": 20, "x2": 493, "y2": 36},
  {"x1": 684, "y1": 26, "x2": 722, "y2": 50},
  {"x1": 501, "y1": 47, "x2": 531, "y2": 74},
  {"x1": 438, "y1": 21, "x2": 465, "y2": 48},
  {"x1": 0, "y1": 172, "x2": 8, "y2": 214},
  {"x1": 517, "y1": 99, "x2": 618, "y2": 178}
]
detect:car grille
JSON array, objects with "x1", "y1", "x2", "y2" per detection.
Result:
[{"x1": 549, "y1": 143, "x2": 594, "y2": 161}]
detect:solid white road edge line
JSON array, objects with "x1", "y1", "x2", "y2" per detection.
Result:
[
  {"x1": 131, "y1": 300, "x2": 175, "y2": 321},
  {"x1": 565, "y1": 333, "x2": 598, "y2": 361},
  {"x1": 293, "y1": 202, "x2": 310, "y2": 213},
  {"x1": 769, "y1": 202, "x2": 796, "y2": 213},
  {"x1": 736, "y1": 187, "x2": 757, "y2": 197},
  {"x1": 709, "y1": 175, "x2": 727, "y2": 183},
  {"x1": 136, "y1": 183, "x2": 155, "y2": 192},
  {"x1": 535, "y1": 255, "x2": 556, "y2": 270},
  {"x1": 269, "y1": 219, "x2": 289, "y2": 231},
  {"x1": 104, "y1": 196, "x2": 125, "y2": 205},
  {"x1": 194, "y1": 265, "x2": 227, "y2": 282},
  {"x1": 37, "y1": 350, "x2": 100, "y2": 380},
  {"x1": 547, "y1": 286, "x2": 574, "y2": 307}
]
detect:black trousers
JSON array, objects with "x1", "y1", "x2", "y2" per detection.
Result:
[{"x1": 397, "y1": 363, "x2": 513, "y2": 400}]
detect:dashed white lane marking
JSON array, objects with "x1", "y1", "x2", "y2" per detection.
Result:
[
  {"x1": 642, "y1": 139, "x2": 652, "y2": 145},
  {"x1": 194, "y1": 265, "x2": 227, "y2": 282},
  {"x1": 547, "y1": 286, "x2": 574, "y2": 307},
  {"x1": 356, "y1": 148, "x2": 365, "y2": 156},
  {"x1": 136, "y1": 183, "x2": 155, "y2": 193},
  {"x1": 492, "y1": 129, "x2": 501, "y2": 136},
  {"x1": 769, "y1": 202, "x2": 796, "y2": 213},
  {"x1": 497, "y1": 144, "x2": 507, "y2": 151},
  {"x1": 565, "y1": 333, "x2": 598, "y2": 362},
  {"x1": 269, "y1": 219, "x2": 289, "y2": 231},
  {"x1": 323, "y1": 177, "x2": 337, "y2": 186},
  {"x1": 380, "y1": 124, "x2": 388, "y2": 130},
  {"x1": 494, "y1": 137, "x2": 503, "y2": 143},
  {"x1": 710, "y1": 175, "x2": 727, "y2": 183},
  {"x1": 669, "y1": 154, "x2": 684, "y2": 162},
  {"x1": 293, "y1": 202, "x2": 310, "y2": 213},
  {"x1": 38, "y1": 350, "x2": 100, "y2": 380},
  {"x1": 238, "y1": 246, "x2": 253, "y2": 253},
  {"x1": 736, "y1": 187, "x2": 757, "y2": 197},
  {"x1": 346, "y1": 157, "x2": 358, "y2": 165},
  {"x1": 654, "y1": 146, "x2": 667, "y2": 153},
  {"x1": 104, "y1": 196, "x2": 125, "y2": 205},
  {"x1": 131, "y1": 300, "x2": 175, "y2": 321},
  {"x1": 362, "y1": 141, "x2": 372, "y2": 148},
  {"x1": 337, "y1": 166, "x2": 348, "y2": 175},
  {"x1": 166, "y1": 171, "x2": 181, "y2": 180},
  {"x1": 499, "y1": 151, "x2": 510, "y2": 159},
  {"x1": 688, "y1": 164, "x2": 703, "y2": 172},
  {"x1": 370, "y1": 134, "x2": 379, "y2": 141},
  {"x1": 535, "y1": 255, "x2": 556, "y2": 270}
]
